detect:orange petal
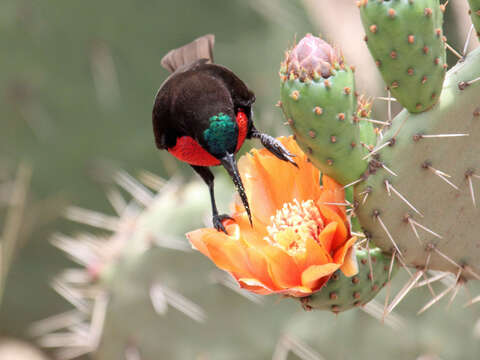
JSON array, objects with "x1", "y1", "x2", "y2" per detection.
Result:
[
  {"x1": 243, "y1": 245, "x2": 278, "y2": 291},
  {"x1": 339, "y1": 246, "x2": 359, "y2": 277},
  {"x1": 252, "y1": 149, "x2": 297, "y2": 209},
  {"x1": 319, "y1": 176, "x2": 347, "y2": 220},
  {"x1": 204, "y1": 239, "x2": 252, "y2": 278},
  {"x1": 292, "y1": 164, "x2": 321, "y2": 203},
  {"x1": 233, "y1": 212, "x2": 268, "y2": 248},
  {"x1": 318, "y1": 204, "x2": 348, "y2": 251},
  {"x1": 188, "y1": 226, "x2": 253, "y2": 279},
  {"x1": 333, "y1": 236, "x2": 357, "y2": 264},
  {"x1": 318, "y1": 193, "x2": 346, "y2": 220},
  {"x1": 317, "y1": 221, "x2": 337, "y2": 254},
  {"x1": 237, "y1": 136, "x2": 322, "y2": 217},
  {"x1": 298, "y1": 236, "x2": 332, "y2": 272},
  {"x1": 279, "y1": 137, "x2": 322, "y2": 201},
  {"x1": 263, "y1": 245, "x2": 302, "y2": 289},
  {"x1": 187, "y1": 228, "x2": 227, "y2": 258},
  {"x1": 278, "y1": 136, "x2": 308, "y2": 165},
  {"x1": 282, "y1": 286, "x2": 315, "y2": 297},
  {"x1": 301, "y1": 263, "x2": 340, "y2": 290},
  {"x1": 237, "y1": 278, "x2": 274, "y2": 295},
  {"x1": 252, "y1": 137, "x2": 322, "y2": 207},
  {"x1": 237, "y1": 153, "x2": 277, "y2": 225},
  {"x1": 321, "y1": 175, "x2": 345, "y2": 202}
]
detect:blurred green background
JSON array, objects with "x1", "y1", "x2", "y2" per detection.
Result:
[{"x1": 1, "y1": 0, "x2": 480, "y2": 359}]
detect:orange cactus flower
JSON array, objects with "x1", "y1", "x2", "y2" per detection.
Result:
[{"x1": 187, "y1": 136, "x2": 358, "y2": 297}]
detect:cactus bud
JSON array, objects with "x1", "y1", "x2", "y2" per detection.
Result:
[
  {"x1": 283, "y1": 34, "x2": 342, "y2": 80},
  {"x1": 279, "y1": 35, "x2": 368, "y2": 185}
]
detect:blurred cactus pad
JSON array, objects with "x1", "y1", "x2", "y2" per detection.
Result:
[
  {"x1": 30, "y1": 172, "x2": 480, "y2": 359},
  {"x1": 3, "y1": 0, "x2": 480, "y2": 360}
]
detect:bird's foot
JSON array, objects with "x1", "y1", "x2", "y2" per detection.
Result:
[
  {"x1": 254, "y1": 132, "x2": 298, "y2": 167},
  {"x1": 213, "y1": 214, "x2": 234, "y2": 234}
]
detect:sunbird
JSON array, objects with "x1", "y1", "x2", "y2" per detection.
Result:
[{"x1": 152, "y1": 34, "x2": 296, "y2": 233}]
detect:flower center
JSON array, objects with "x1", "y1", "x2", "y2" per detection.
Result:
[{"x1": 265, "y1": 199, "x2": 324, "y2": 256}]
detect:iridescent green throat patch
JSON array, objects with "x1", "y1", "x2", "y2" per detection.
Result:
[{"x1": 203, "y1": 113, "x2": 237, "y2": 156}]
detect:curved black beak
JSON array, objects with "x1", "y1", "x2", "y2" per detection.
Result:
[{"x1": 220, "y1": 153, "x2": 252, "y2": 226}]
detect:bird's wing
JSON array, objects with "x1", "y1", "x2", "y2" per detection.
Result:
[
  {"x1": 199, "y1": 64, "x2": 255, "y2": 109},
  {"x1": 152, "y1": 70, "x2": 235, "y2": 150}
]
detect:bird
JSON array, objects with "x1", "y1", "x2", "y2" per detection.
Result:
[{"x1": 152, "y1": 34, "x2": 296, "y2": 233}]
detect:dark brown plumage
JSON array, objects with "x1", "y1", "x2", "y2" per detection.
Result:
[{"x1": 152, "y1": 34, "x2": 296, "y2": 233}]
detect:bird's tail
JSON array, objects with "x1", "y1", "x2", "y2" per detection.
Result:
[{"x1": 161, "y1": 34, "x2": 215, "y2": 73}]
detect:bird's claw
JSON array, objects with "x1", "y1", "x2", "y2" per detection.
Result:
[
  {"x1": 213, "y1": 214, "x2": 234, "y2": 234},
  {"x1": 259, "y1": 134, "x2": 298, "y2": 168}
]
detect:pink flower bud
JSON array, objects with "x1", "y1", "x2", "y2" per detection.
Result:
[{"x1": 284, "y1": 34, "x2": 342, "y2": 79}]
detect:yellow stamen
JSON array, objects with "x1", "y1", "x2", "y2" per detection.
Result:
[{"x1": 265, "y1": 199, "x2": 324, "y2": 255}]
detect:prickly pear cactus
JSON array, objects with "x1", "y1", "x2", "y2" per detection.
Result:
[
  {"x1": 279, "y1": 1, "x2": 480, "y2": 280},
  {"x1": 356, "y1": 96, "x2": 377, "y2": 152},
  {"x1": 279, "y1": 34, "x2": 367, "y2": 185},
  {"x1": 300, "y1": 247, "x2": 397, "y2": 313},
  {"x1": 359, "y1": 0, "x2": 447, "y2": 113}
]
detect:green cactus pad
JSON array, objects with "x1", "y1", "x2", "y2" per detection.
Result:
[
  {"x1": 355, "y1": 47, "x2": 480, "y2": 277},
  {"x1": 357, "y1": 97, "x2": 378, "y2": 157},
  {"x1": 280, "y1": 68, "x2": 368, "y2": 185},
  {"x1": 468, "y1": 0, "x2": 480, "y2": 38},
  {"x1": 299, "y1": 247, "x2": 396, "y2": 313},
  {"x1": 359, "y1": 0, "x2": 446, "y2": 113},
  {"x1": 359, "y1": 120, "x2": 377, "y2": 154}
]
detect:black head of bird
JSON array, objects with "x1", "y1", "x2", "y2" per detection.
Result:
[{"x1": 152, "y1": 34, "x2": 297, "y2": 233}]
